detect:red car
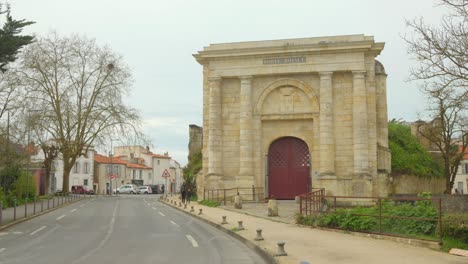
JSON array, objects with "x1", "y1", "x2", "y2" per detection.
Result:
[{"x1": 71, "y1": 185, "x2": 94, "y2": 194}]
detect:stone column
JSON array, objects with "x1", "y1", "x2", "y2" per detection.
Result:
[
  {"x1": 352, "y1": 71, "x2": 369, "y2": 174},
  {"x1": 319, "y1": 72, "x2": 335, "y2": 176},
  {"x1": 208, "y1": 77, "x2": 222, "y2": 177},
  {"x1": 239, "y1": 76, "x2": 254, "y2": 185}
]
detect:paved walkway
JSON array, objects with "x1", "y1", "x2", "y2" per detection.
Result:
[
  {"x1": 0, "y1": 195, "x2": 81, "y2": 228},
  {"x1": 220, "y1": 200, "x2": 298, "y2": 224},
  {"x1": 164, "y1": 197, "x2": 466, "y2": 264}
]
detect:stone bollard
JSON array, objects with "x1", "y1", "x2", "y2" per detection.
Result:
[
  {"x1": 237, "y1": 221, "x2": 245, "y2": 230},
  {"x1": 234, "y1": 195, "x2": 242, "y2": 209},
  {"x1": 254, "y1": 228, "x2": 264, "y2": 241},
  {"x1": 184, "y1": 203, "x2": 187, "y2": 209},
  {"x1": 276, "y1": 241, "x2": 287, "y2": 256},
  {"x1": 267, "y1": 198, "x2": 279, "y2": 216},
  {"x1": 179, "y1": 202, "x2": 182, "y2": 207},
  {"x1": 295, "y1": 196, "x2": 300, "y2": 204},
  {"x1": 300, "y1": 262, "x2": 310, "y2": 264},
  {"x1": 198, "y1": 208, "x2": 203, "y2": 215},
  {"x1": 221, "y1": 216, "x2": 228, "y2": 225},
  {"x1": 190, "y1": 206, "x2": 194, "y2": 212}
]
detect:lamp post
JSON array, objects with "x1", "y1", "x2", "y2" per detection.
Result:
[{"x1": 26, "y1": 110, "x2": 40, "y2": 208}]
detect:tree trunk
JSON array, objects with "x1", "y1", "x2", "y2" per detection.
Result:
[
  {"x1": 44, "y1": 172, "x2": 50, "y2": 195},
  {"x1": 62, "y1": 166, "x2": 71, "y2": 193}
]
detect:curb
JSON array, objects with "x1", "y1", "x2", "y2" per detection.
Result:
[
  {"x1": 0, "y1": 196, "x2": 87, "y2": 232},
  {"x1": 160, "y1": 199, "x2": 278, "y2": 264}
]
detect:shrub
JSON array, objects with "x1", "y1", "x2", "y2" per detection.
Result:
[{"x1": 442, "y1": 213, "x2": 468, "y2": 243}]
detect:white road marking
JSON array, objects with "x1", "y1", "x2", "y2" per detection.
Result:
[
  {"x1": 0, "y1": 232, "x2": 7, "y2": 236},
  {"x1": 170, "y1": 220, "x2": 179, "y2": 227},
  {"x1": 0, "y1": 248, "x2": 5, "y2": 253},
  {"x1": 30, "y1": 226, "x2": 47, "y2": 236},
  {"x1": 56, "y1": 215, "x2": 66, "y2": 220},
  {"x1": 70, "y1": 209, "x2": 77, "y2": 212},
  {"x1": 12, "y1": 232, "x2": 23, "y2": 235},
  {"x1": 152, "y1": 207, "x2": 156, "y2": 210},
  {"x1": 186, "y1": 235, "x2": 199, "y2": 247},
  {"x1": 159, "y1": 212, "x2": 165, "y2": 216},
  {"x1": 79, "y1": 204, "x2": 85, "y2": 207}
]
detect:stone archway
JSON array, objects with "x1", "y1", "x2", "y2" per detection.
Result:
[{"x1": 268, "y1": 137, "x2": 310, "y2": 199}]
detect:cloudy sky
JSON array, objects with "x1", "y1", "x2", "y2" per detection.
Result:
[{"x1": 11, "y1": 0, "x2": 446, "y2": 165}]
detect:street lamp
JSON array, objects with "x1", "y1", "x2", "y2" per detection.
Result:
[
  {"x1": 109, "y1": 139, "x2": 118, "y2": 196},
  {"x1": 26, "y1": 110, "x2": 41, "y2": 204}
]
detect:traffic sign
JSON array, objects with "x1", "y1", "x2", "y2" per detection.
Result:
[
  {"x1": 110, "y1": 174, "x2": 116, "y2": 180},
  {"x1": 162, "y1": 169, "x2": 170, "y2": 178}
]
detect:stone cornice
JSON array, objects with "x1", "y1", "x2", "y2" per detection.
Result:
[{"x1": 194, "y1": 35, "x2": 384, "y2": 64}]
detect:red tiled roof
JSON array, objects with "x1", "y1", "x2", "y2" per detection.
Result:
[
  {"x1": 126, "y1": 163, "x2": 152, "y2": 169},
  {"x1": 95, "y1": 153, "x2": 152, "y2": 169},
  {"x1": 149, "y1": 153, "x2": 171, "y2": 159},
  {"x1": 459, "y1": 145, "x2": 468, "y2": 160},
  {"x1": 94, "y1": 154, "x2": 127, "y2": 165}
]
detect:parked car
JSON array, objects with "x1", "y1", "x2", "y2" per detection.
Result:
[
  {"x1": 113, "y1": 184, "x2": 139, "y2": 194},
  {"x1": 139, "y1": 186, "x2": 152, "y2": 194},
  {"x1": 71, "y1": 185, "x2": 94, "y2": 194},
  {"x1": 147, "y1": 185, "x2": 161, "y2": 194}
]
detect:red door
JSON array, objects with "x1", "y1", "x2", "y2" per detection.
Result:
[{"x1": 268, "y1": 137, "x2": 310, "y2": 199}]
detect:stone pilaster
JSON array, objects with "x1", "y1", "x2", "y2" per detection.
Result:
[
  {"x1": 319, "y1": 72, "x2": 335, "y2": 176},
  {"x1": 239, "y1": 76, "x2": 254, "y2": 186},
  {"x1": 352, "y1": 71, "x2": 369, "y2": 175},
  {"x1": 207, "y1": 77, "x2": 223, "y2": 179}
]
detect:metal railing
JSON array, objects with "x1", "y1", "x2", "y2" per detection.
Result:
[
  {"x1": 203, "y1": 186, "x2": 264, "y2": 205},
  {"x1": 298, "y1": 194, "x2": 443, "y2": 243}
]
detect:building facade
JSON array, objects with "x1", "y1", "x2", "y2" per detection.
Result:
[{"x1": 194, "y1": 35, "x2": 391, "y2": 199}]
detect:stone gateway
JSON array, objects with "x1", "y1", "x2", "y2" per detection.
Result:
[{"x1": 193, "y1": 35, "x2": 391, "y2": 199}]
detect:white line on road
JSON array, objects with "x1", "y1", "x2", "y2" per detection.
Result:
[
  {"x1": 186, "y1": 235, "x2": 199, "y2": 247},
  {"x1": 12, "y1": 232, "x2": 23, "y2": 235},
  {"x1": 0, "y1": 232, "x2": 7, "y2": 236},
  {"x1": 170, "y1": 220, "x2": 179, "y2": 227},
  {"x1": 30, "y1": 226, "x2": 47, "y2": 236},
  {"x1": 0, "y1": 248, "x2": 5, "y2": 253},
  {"x1": 70, "y1": 209, "x2": 77, "y2": 212},
  {"x1": 152, "y1": 207, "x2": 156, "y2": 210},
  {"x1": 159, "y1": 212, "x2": 165, "y2": 216},
  {"x1": 79, "y1": 204, "x2": 85, "y2": 207},
  {"x1": 56, "y1": 215, "x2": 66, "y2": 220}
]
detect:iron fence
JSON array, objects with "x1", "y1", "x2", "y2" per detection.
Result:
[
  {"x1": 203, "y1": 186, "x2": 264, "y2": 205},
  {"x1": 299, "y1": 193, "x2": 442, "y2": 243}
]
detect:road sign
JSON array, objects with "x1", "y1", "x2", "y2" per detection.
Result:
[
  {"x1": 110, "y1": 174, "x2": 116, "y2": 180},
  {"x1": 162, "y1": 169, "x2": 170, "y2": 178}
]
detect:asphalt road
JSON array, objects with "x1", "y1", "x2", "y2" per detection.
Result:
[{"x1": 0, "y1": 195, "x2": 267, "y2": 264}]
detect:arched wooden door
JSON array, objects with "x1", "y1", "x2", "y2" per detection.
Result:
[{"x1": 268, "y1": 137, "x2": 310, "y2": 199}]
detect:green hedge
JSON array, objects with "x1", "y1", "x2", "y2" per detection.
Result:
[
  {"x1": 442, "y1": 213, "x2": 468, "y2": 243},
  {"x1": 199, "y1": 200, "x2": 220, "y2": 207}
]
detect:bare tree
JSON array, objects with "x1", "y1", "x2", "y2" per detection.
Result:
[
  {"x1": 16, "y1": 33, "x2": 146, "y2": 192},
  {"x1": 404, "y1": 0, "x2": 467, "y2": 194}
]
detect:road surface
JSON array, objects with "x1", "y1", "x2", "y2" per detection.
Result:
[{"x1": 0, "y1": 195, "x2": 267, "y2": 264}]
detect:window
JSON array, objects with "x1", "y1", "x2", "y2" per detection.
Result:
[
  {"x1": 83, "y1": 162, "x2": 89, "y2": 174},
  {"x1": 458, "y1": 182, "x2": 464, "y2": 194},
  {"x1": 132, "y1": 169, "x2": 136, "y2": 180},
  {"x1": 74, "y1": 162, "x2": 80, "y2": 173},
  {"x1": 464, "y1": 163, "x2": 468, "y2": 174},
  {"x1": 149, "y1": 173, "x2": 152, "y2": 179},
  {"x1": 157, "y1": 160, "x2": 160, "y2": 165},
  {"x1": 130, "y1": 153, "x2": 135, "y2": 159},
  {"x1": 84, "y1": 179, "x2": 88, "y2": 186},
  {"x1": 139, "y1": 170, "x2": 143, "y2": 180}
]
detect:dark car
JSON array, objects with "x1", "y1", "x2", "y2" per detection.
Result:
[
  {"x1": 71, "y1": 185, "x2": 94, "y2": 194},
  {"x1": 147, "y1": 185, "x2": 161, "y2": 194}
]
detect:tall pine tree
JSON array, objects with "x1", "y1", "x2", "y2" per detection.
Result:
[{"x1": 0, "y1": 3, "x2": 34, "y2": 72}]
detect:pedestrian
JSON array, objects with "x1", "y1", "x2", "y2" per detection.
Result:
[
  {"x1": 186, "y1": 187, "x2": 192, "y2": 204},
  {"x1": 181, "y1": 183, "x2": 186, "y2": 203}
]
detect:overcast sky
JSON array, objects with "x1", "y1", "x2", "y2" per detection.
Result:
[{"x1": 11, "y1": 0, "x2": 447, "y2": 166}]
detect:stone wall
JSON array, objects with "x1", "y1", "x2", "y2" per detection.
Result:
[
  {"x1": 390, "y1": 174, "x2": 445, "y2": 194},
  {"x1": 188, "y1": 124, "x2": 203, "y2": 160}
]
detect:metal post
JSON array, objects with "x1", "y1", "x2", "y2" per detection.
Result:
[
  {"x1": 438, "y1": 198, "x2": 442, "y2": 244},
  {"x1": 299, "y1": 195, "x2": 302, "y2": 215},
  {"x1": 48, "y1": 197, "x2": 50, "y2": 209},
  {"x1": 41, "y1": 199, "x2": 43, "y2": 212},
  {"x1": 334, "y1": 197, "x2": 337, "y2": 212},
  {"x1": 53, "y1": 196, "x2": 55, "y2": 208},
  {"x1": 33, "y1": 196, "x2": 36, "y2": 215},
  {"x1": 25, "y1": 197, "x2": 28, "y2": 218},
  {"x1": 378, "y1": 198, "x2": 382, "y2": 234},
  {"x1": 252, "y1": 185, "x2": 255, "y2": 201},
  {"x1": 0, "y1": 202, "x2": 2, "y2": 225},
  {"x1": 224, "y1": 189, "x2": 226, "y2": 205},
  {"x1": 13, "y1": 199, "x2": 16, "y2": 221}
]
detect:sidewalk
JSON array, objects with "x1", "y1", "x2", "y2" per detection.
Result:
[
  {"x1": 163, "y1": 197, "x2": 466, "y2": 264},
  {"x1": 0, "y1": 195, "x2": 81, "y2": 228}
]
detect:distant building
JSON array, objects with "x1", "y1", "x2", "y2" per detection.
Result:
[{"x1": 454, "y1": 146, "x2": 468, "y2": 194}]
